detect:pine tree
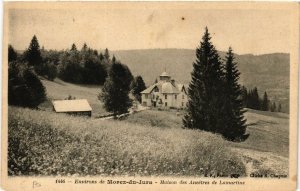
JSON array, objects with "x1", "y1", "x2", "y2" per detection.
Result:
[
  {"x1": 99, "y1": 53, "x2": 104, "y2": 61},
  {"x1": 104, "y1": 48, "x2": 110, "y2": 60},
  {"x1": 71, "y1": 43, "x2": 77, "y2": 51},
  {"x1": 183, "y1": 27, "x2": 225, "y2": 133},
  {"x1": 82, "y1": 43, "x2": 88, "y2": 52},
  {"x1": 24, "y1": 35, "x2": 43, "y2": 71},
  {"x1": 112, "y1": 55, "x2": 116, "y2": 63},
  {"x1": 261, "y1": 91, "x2": 269, "y2": 111},
  {"x1": 270, "y1": 102, "x2": 277, "y2": 112},
  {"x1": 278, "y1": 103, "x2": 282, "y2": 112},
  {"x1": 222, "y1": 47, "x2": 247, "y2": 141},
  {"x1": 99, "y1": 59, "x2": 133, "y2": 116},
  {"x1": 247, "y1": 87, "x2": 260, "y2": 110},
  {"x1": 252, "y1": 87, "x2": 260, "y2": 110},
  {"x1": 23, "y1": 68, "x2": 46, "y2": 107},
  {"x1": 240, "y1": 86, "x2": 248, "y2": 107},
  {"x1": 131, "y1": 75, "x2": 146, "y2": 103},
  {"x1": 8, "y1": 45, "x2": 18, "y2": 62},
  {"x1": 8, "y1": 62, "x2": 46, "y2": 108}
]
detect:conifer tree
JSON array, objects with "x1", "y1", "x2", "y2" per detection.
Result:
[
  {"x1": 222, "y1": 47, "x2": 247, "y2": 141},
  {"x1": 8, "y1": 45, "x2": 18, "y2": 62},
  {"x1": 278, "y1": 103, "x2": 282, "y2": 112},
  {"x1": 112, "y1": 55, "x2": 116, "y2": 63},
  {"x1": 247, "y1": 87, "x2": 260, "y2": 110},
  {"x1": 104, "y1": 48, "x2": 110, "y2": 60},
  {"x1": 131, "y1": 75, "x2": 146, "y2": 103},
  {"x1": 82, "y1": 43, "x2": 88, "y2": 52},
  {"x1": 71, "y1": 43, "x2": 77, "y2": 51},
  {"x1": 8, "y1": 62, "x2": 46, "y2": 108},
  {"x1": 261, "y1": 91, "x2": 269, "y2": 111},
  {"x1": 24, "y1": 35, "x2": 43, "y2": 71},
  {"x1": 99, "y1": 53, "x2": 104, "y2": 61},
  {"x1": 99, "y1": 59, "x2": 132, "y2": 117},
  {"x1": 240, "y1": 86, "x2": 248, "y2": 107},
  {"x1": 270, "y1": 102, "x2": 277, "y2": 112},
  {"x1": 183, "y1": 27, "x2": 225, "y2": 133}
]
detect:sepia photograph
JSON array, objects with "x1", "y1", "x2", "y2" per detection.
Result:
[{"x1": 1, "y1": 2, "x2": 299, "y2": 191}]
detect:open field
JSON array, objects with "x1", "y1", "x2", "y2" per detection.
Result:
[
  {"x1": 124, "y1": 108, "x2": 289, "y2": 175},
  {"x1": 8, "y1": 104, "x2": 288, "y2": 176},
  {"x1": 33, "y1": 78, "x2": 289, "y2": 176},
  {"x1": 8, "y1": 106, "x2": 245, "y2": 176},
  {"x1": 40, "y1": 78, "x2": 108, "y2": 117}
]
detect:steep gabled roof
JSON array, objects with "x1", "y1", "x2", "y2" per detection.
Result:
[
  {"x1": 162, "y1": 82, "x2": 180, "y2": 94},
  {"x1": 141, "y1": 81, "x2": 180, "y2": 94},
  {"x1": 52, "y1": 99, "x2": 92, "y2": 112}
]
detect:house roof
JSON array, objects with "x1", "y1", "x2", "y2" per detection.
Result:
[
  {"x1": 52, "y1": 99, "x2": 92, "y2": 112},
  {"x1": 162, "y1": 82, "x2": 180, "y2": 94},
  {"x1": 141, "y1": 81, "x2": 180, "y2": 94},
  {"x1": 160, "y1": 71, "x2": 170, "y2": 77}
]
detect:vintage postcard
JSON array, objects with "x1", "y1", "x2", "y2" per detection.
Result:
[{"x1": 1, "y1": 1, "x2": 299, "y2": 191}]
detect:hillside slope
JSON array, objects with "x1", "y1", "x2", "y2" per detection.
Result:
[
  {"x1": 8, "y1": 106, "x2": 246, "y2": 176},
  {"x1": 112, "y1": 49, "x2": 289, "y2": 112},
  {"x1": 40, "y1": 78, "x2": 107, "y2": 117},
  {"x1": 124, "y1": 108, "x2": 289, "y2": 175}
]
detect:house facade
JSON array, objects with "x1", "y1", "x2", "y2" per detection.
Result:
[{"x1": 141, "y1": 72, "x2": 188, "y2": 108}]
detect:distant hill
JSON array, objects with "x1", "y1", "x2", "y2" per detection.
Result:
[{"x1": 112, "y1": 49, "x2": 289, "y2": 112}]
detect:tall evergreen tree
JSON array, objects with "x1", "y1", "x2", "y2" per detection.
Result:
[
  {"x1": 71, "y1": 43, "x2": 77, "y2": 51},
  {"x1": 104, "y1": 48, "x2": 110, "y2": 60},
  {"x1": 82, "y1": 43, "x2": 88, "y2": 52},
  {"x1": 99, "y1": 53, "x2": 104, "y2": 61},
  {"x1": 247, "y1": 87, "x2": 260, "y2": 110},
  {"x1": 8, "y1": 45, "x2": 18, "y2": 62},
  {"x1": 23, "y1": 68, "x2": 46, "y2": 107},
  {"x1": 99, "y1": 59, "x2": 133, "y2": 116},
  {"x1": 261, "y1": 91, "x2": 269, "y2": 111},
  {"x1": 183, "y1": 27, "x2": 225, "y2": 133},
  {"x1": 278, "y1": 103, "x2": 282, "y2": 112},
  {"x1": 131, "y1": 75, "x2": 146, "y2": 103},
  {"x1": 8, "y1": 62, "x2": 46, "y2": 108},
  {"x1": 240, "y1": 86, "x2": 248, "y2": 107},
  {"x1": 270, "y1": 102, "x2": 277, "y2": 112},
  {"x1": 24, "y1": 35, "x2": 43, "y2": 70},
  {"x1": 222, "y1": 47, "x2": 247, "y2": 141}
]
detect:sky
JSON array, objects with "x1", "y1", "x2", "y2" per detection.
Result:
[{"x1": 8, "y1": 3, "x2": 292, "y2": 55}]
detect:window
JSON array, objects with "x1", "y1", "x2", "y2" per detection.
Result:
[
  {"x1": 165, "y1": 95, "x2": 167, "y2": 99},
  {"x1": 182, "y1": 95, "x2": 184, "y2": 99},
  {"x1": 182, "y1": 102, "x2": 184, "y2": 106},
  {"x1": 145, "y1": 94, "x2": 148, "y2": 99},
  {"x1": 175, "y1": 95, "x2": 177, "y2": 99},
  {"x1": 152, "y1": 94, "x2": 155, "y2": 99},
  {"x1": 165, "y1": 102, "x2": 168, "y2": 106}
]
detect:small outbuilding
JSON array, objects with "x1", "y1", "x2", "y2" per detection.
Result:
[{"x1": 52, "y1": 99, "x2": 92, "y2": 117}]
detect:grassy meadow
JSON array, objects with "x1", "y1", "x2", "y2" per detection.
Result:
[
  {"x1": 39, "y1": 78, "x2": 108, "y2": 117},
  {"x1": 125, "y1": 109, "x2": 289, "y2": 175},
  {"x1": 8, "y1": 106, "x2": 246, "y2": 176},
  {"x1": 8, "y1": 79, "x2": 289, "y2": 177}
]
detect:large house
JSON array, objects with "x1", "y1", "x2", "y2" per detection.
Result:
[{"x1": 141, "y1": 72, "x2": 188, "y2": 108}]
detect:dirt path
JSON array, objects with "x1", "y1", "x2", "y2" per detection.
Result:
[
  {"x1": 94, "y1": 104, "x2": 149, "y2": 121},
  {"x1": 231, "y1": 147, "x2": 288, "y2": 176}
]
